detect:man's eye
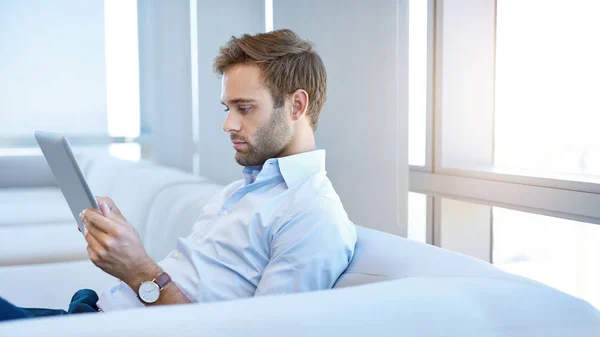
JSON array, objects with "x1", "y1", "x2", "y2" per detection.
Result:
[
  {"x1": 223, "y1": 107, "x2": 230, "y2": 112},
  {"x1": 239, "y1": 106, "x2": 251, "y2": 113}
]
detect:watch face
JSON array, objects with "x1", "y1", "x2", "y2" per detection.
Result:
[{"x1": 139, "y1": 281, "x2": 160, "y2": 303}]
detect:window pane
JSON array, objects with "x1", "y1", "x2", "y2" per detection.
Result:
[
  {"x1": 494, "y1": 1, "x2": 600, "y2": 178},
  {"x1": 104, "y1": 0, "x2": 141, "y2": 138},
  {"x1": 441, "y1": 198, "x2": 491, "y2": 261},
  {"x1": 408, "y1": 192, "x2": 427, "y2": 243},
  {"x1": 493, "y1": 207, "x2": 600, "y2": 309},
  {"x1": 0, "y1": 0, "x2": 108, "y2": 137},
  {"x1": 0, "y1": 0, "x2": 141, "y2": 143},
  {"x1": 408, "y1": 0, "x2": 428, "y2": 166}
]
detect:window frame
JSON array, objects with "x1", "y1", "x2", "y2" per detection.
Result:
[{"x1": 410, "y1": 0, "x2": 600, "y2": 260}]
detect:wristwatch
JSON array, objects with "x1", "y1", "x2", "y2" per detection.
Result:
[{"x1": 138, "y1": 271, "x2": 172, "y2": 304}]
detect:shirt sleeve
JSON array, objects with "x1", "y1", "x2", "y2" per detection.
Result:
[
  {"x1": 254, "y1": 199, "x2": 357, "y2": 296},
  {"x1": 96, "y1": 281, "x2": 144, "y2": 312}
]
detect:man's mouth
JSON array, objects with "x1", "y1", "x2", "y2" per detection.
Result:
[{"x1": 232, "y1": 141, "x2": 247, "y2": 150}]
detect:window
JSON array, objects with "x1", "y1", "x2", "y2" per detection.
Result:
[
  {"x1": 0, "y1": 0, "x2": 144, "y2": 162},
  {"x1": 409, "y1": 0, "x2": 600, "y2": 310},
  {"x1": 408, "y1": 0, "x2": 429, "y2": 167},
  {"x1": 408, "y1": 192, "x2": 427, "y2": 243},
  {"x1": 495, "y1": 0, "x2": 600, "y2": 181},
  {"x1": 493, "y1": 207, "x2": 600, "y2": 309}
]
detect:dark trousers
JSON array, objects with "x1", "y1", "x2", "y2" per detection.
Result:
[{"x1": 0, "y1": 289, "x2": 99, "y2": 322}]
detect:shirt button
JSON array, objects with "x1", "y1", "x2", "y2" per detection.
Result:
[
  {"x1": 172, "y1": 250, "x2": 180, "y2": 258},
  {"x1": 115, "y1": 291, "x2": 123, "y2": 300},
  {"x1": 196, "y1": 239, "x2": 202, "y2": 245},
  {"x1": 222, "y1": 210, "x2": 228, "y2": 216}
]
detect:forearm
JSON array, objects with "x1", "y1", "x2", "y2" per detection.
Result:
[{"x1": 123, "y1": 263, "x2": 192, "y2": 306}]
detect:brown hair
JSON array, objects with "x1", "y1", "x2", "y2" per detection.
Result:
[{"x1": 213, "y1": 29, "x2": 327, "y2": 131}]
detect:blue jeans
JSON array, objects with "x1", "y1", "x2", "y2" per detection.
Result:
[{"x1": 0, "y1": 289, "x2": 99, "y2": 322}]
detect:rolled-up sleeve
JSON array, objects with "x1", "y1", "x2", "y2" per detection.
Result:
[{"x1": 254, "y1": 199, "x2": 357, "y2": 296}]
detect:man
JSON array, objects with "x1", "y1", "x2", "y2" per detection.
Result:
[{"x1": 0, "y1": 29, "x2": 356, "y2": 320}]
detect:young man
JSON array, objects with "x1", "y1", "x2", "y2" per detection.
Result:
[{"x1": 0, "y1": 29, "x2": 356, "y2": 320}]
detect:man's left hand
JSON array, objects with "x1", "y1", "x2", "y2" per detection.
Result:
[{"x1": 80, "y1": 202, "x2": 158, "y2": 285}]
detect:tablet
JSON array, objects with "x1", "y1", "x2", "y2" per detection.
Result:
[{"x1": 35, "y1": 130, "x2": 99, "y2": 235}]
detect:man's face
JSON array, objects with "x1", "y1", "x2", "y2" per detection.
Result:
[{"x1": 221, "y1": 64, "x2": 293, "y2": 166}]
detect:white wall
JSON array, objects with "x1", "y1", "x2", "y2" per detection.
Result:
[
  {"x1": 0, "y1": 0, "x2": 107, "y2": 137},
  {"x1": 194, "y1": 0, "x2": 265, "y2": 185},
  {"x1": 274, "y1": 0, "x2": 409, "y2": 235},
  {"x1": 137, "y1": 0, "x2": 195, "y2": 172}
]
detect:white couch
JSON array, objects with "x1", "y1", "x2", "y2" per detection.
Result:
[{"x1": 0, "y1": 154, "x2": 599, "y2": 336}]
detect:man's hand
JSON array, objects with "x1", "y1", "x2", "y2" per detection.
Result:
[
  {"x1": 80, "y1": 201, "x2": 158, "y2": 286},
  {"x1": 95, "y1": 196, "x2": 127, "y2": 223}
]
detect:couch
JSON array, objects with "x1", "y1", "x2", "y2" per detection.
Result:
[{"x1": 0, "y1": 154, "x2": 598, "y2": 336}]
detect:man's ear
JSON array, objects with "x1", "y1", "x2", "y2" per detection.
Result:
[{"x1": 289, "y1": 89, "x2": 309, "y2": 122}]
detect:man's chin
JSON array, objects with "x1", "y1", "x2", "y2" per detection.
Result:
[
  {"x1": 235, "y1": 152, "x2": 266, "y2": 167},
  {"x1": 234, "y1": 152, "x2": 252, "y2": 166}
]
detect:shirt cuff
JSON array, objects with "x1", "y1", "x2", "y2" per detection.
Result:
[{"x1": 97, "y1": 281, "x2": 145, "y2": 312}]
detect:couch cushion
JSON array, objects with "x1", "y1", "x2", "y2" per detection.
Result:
[
  {"x1": 334, "y1": 226, "x2": 532, "y2": 288},
  {"x1": 0, "y1": 222, "x2": 88, "y2": 266},
  {"x1": 143, "y1": 182, "x2": 224, "y2": 261},
  {"x1": 103, "y1": 163, "x2": 209, "y2": 241},
  {"x1": 0, "y1": 187, "x2": 73, "y2": 227},
  {"x1": 84, "y1": 155, "x2": 143, "y2": 197}
]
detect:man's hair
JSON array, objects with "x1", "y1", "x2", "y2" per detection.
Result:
[{"x1": 213, "y1": 29, "x2": 327, "y2": 131}]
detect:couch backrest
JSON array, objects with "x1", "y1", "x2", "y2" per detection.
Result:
[
  {"x1": 144, "y1": 182, "x2": 224, "y2": 260},
  {"x1": 80, "y1": 155, "x2": 533, "y2": 288},
  {"x1": 334, "y1": 225, "x2": 538, "y2": 288},
  {"x1": 81, "y1": 154, "x2": 225, "y2": 261}
]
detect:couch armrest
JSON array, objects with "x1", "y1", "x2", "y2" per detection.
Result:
[
  {"x1": 0, "y1": 260, "x2": 117, "y2": 310},
  {"x1": 0, "y1": 155, "x2": 57, "y2": 188}
]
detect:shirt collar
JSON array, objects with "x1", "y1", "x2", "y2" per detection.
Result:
[
  {"x1": 274, "y1": 149, "x2": 326, "y2": 188},
  {"x1": 242, "y1": 165, "x2": 263, "y2": 185},
  {"x1": 242, "y1": 150, "x2": 326, "y2": 188}
]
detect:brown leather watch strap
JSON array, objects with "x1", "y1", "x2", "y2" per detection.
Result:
[{"x1": 154, "y1": 272, "x2": 172, "y2": 290}]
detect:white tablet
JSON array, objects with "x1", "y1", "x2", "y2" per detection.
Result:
[{"x1": 35, "y1": 130, "x2": 99, "y2": 235}]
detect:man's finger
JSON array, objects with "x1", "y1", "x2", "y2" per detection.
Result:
[
  {"x1": 95, "y1": 196, "x2": 124, "y2": 216},
  {"x1": 85, "y1": 229, "x2": 106, "y2": 259},
  {"x1": 84, "y1": 218, "x2": 112, "y2": 247},
  {"x1": 81, "y1": 209, "x2": 115, "y2": 234},
  {"x1": 99, "y1": 201, "x2": 122, "y2": 222}
]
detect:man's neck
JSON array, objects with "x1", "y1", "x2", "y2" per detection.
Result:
[{"x1": 276, "y1": 132, "x2": 316, "y2": 159}]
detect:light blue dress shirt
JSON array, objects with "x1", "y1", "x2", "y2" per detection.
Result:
[{"x1": 97, "y1": 149, "x2": 357, "y2": 311}]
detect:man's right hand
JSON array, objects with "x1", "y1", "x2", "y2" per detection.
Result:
[{"x1": 77, "y1": 196, "x2": 127, "y2": 233}]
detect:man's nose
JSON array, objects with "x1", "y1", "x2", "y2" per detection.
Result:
[{"x1": 222, "y1": 112, "x2": 241, "y2": 133}]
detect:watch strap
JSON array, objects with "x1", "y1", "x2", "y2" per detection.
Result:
[{"x1": 154, "y1": 272, "x2": 172, "y2": 290}]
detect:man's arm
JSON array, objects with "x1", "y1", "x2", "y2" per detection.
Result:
[
  {"x1": 254, "y1": 200, "x2": 356, "y2": 296},
  {"x1": 81, "y1": 201, "x2": 191, "y2": 306}
]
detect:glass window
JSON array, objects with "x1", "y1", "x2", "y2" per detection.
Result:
[
  {"x1": 408, "y1": 0, "x2": 428, "y2": 166},
  {"x1": 0, "y1": 0, "x2": 108, "y2": 137},
  {"x1": 0, "y1": 0, "x2": 141, "y2": 162},
  {"x1": 494, "y1": 0, "x2": 600, "y2": 179},
  {"x1": 493, "y1": 207, "x2": 600, "y2": 309},
  {"x1": 408, "y1": 192, "x2": 427, "y2": 243},
  {"x1": 104, "y1": 0, "x2": 141, "y2": 138}
]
